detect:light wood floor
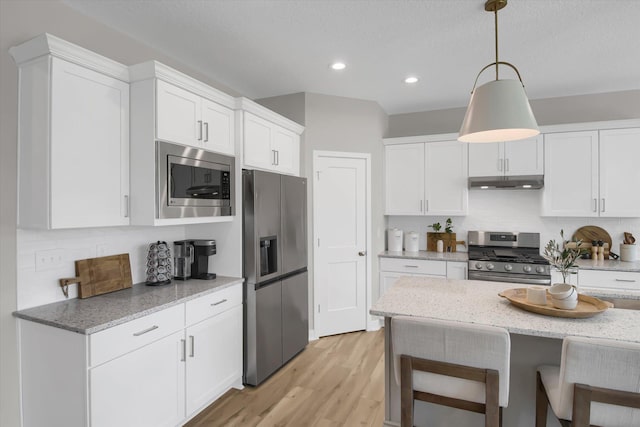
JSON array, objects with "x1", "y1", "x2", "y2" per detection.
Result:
[{"x1": 186, "y1": 328, "x2": 385, "y2": 427}]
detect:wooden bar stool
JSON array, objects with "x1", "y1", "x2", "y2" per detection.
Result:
[
  {"x1": 391, "y1": 316, "x2": 511, "y2": 427},
  {"x1": 536, "y1": 336, "x2": 640, "y2": 427}
]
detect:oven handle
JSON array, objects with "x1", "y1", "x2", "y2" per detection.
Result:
[{"x1": 468, "y1": 271, "x2": 551, "y2": 285}]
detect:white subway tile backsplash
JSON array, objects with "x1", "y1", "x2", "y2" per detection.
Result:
[
  {"x1": 387, "y1": 190, "x2": 640, "y2": 253},
  {"x1": 16, "y1": 225, "x2": 189, "y2": 309}
]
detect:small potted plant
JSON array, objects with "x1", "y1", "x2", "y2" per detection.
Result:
[{"x1": 542, "y1": 230, "x2": 584, "y2": 284}]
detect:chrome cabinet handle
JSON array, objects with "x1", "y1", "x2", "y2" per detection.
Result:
[
  {"x1": 189, "y1": 335, "x2": 195, "y2": 357},
  {"x1": 505, "y1": 158, "x2": 509, "y2": 172},
  {"x1": 124, "y1": 195, "x2": 129, "y2": 218},
  {"x1": 601, "y1": 198, "x2": 605, "y2": 212},
  {"x1": 272, "y1": 150, "x2": 277, "y2": 165},
  {"x1": 425, "y1": 200, "x2": 429, "y2": 212},
  {"x1": 615, "y1": 278, "x2": 636, "y2": 283},
  {"x1": 420, "y1": 200, "x2": 423, "y2": 213},
  {"x1": 593, "y1": 198, "x2": 597, "y2": 212},
  {"x1": 211, "y1": 299, "x2": 227, "y2": 306},
  {"x1": 197, "y1": 120, "x2": 203, "y2": 141},
  {"x1": 203, "y1": 122, "x2": 209, "y2": 142},
  {"x1": 275, "y1": 150, "x2": 279, "y2": 165},
  {"x1": 498, "y1": 158, "x2": 503, "y2": 172},
  {"x1": 133, "y1": 325, "x2": 158, "y2": 336},
  {"x1": 404, "y1": 265, "x2": 419, "y2": 268},
  {"x1": 180, "y1": 338, "x2": 186, "y2": 362}
]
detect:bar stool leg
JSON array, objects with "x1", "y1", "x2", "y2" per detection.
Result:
[
  {"x1": 401, "y1": 355, "x2": 414, "y2": 427},
  {"x1": 535, "y1": 371, "x2": 549, "y2": 427}
]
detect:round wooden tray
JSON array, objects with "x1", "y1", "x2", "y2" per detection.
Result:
[{"x1": 499, "y1": 288, "x2": 613, "y2": 318}]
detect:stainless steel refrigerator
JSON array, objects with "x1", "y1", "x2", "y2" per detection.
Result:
[{"x1": 242, "y1": 169, "x2": 308, "y2": 386}]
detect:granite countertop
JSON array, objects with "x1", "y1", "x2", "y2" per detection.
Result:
[
  {"x1": 13, "y1": 276, "x2": 243, "y2": 335},
  {"x1": 370, "y1": 276, "x2": 640, "y2": 343},
  {"x1": 575, "y1": 258, "x2": 640, "y2": 272},
  {"x1": 379, "y1": 250, "x2": 468, "y2": 262}
]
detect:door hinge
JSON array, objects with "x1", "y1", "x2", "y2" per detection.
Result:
[
  {"x1": 317, "y1": 238, "x2": 320, "y2": 247},
  {"x1": 318, "y1": 304, "x2": 320, "y2": 313},
  {"x1": 316, "y1": 171, "x2": 321, "y2": 180}
]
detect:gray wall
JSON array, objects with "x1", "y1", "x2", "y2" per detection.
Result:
[
  {"x1": 387, "y1": 89, "x2": 640, "y2": 137},
  {"x1": 0, "y1": 2, "x2": 239, "y2": 425}
]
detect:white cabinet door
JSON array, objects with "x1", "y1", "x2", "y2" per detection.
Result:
[
  {"x1": 50, "y1": 58, "x2": 129, "y2": 228},
  {"x1": 243, "y1": 112, "x2": 274, "y2": 170},
  {"x1": 271, "y1": 126, "x2": 299, "y2": 175},
  {"x1": 599, "y1": 128, "x2": 640, "y2": 217},
  {"x1": 504, "y1": 135, "x2": 544, "y2": 176},
  {"x1": 201, "y1": 98, "x2": 234, "y2": 155},
  {"x1": 468, "y1": 143, "x2": 502, "y2": 177},
  {"x1": 185, "y1": 305, "x2": 242, "y2": 416},
  {"x1": 384, "y1": 143, "x2": 425, "y2": 215},
  {"x1": 90, "y1": 330, "x2": 185, "y2": 427},
  {"x1": 446, "y1": 262, "x2": 468, "y2": 280},
  {"x1": 156, "y1": 79, "x2": 202, "y2": 146},
  {"x1": 424, "y1": 140, "x2": 468, "y2": 215},
  {"x1": 542, "y1": 131, "x2": 599, "y2": 217}
]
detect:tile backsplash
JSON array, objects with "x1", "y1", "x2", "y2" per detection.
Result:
[{"x1": 387, "y1": 190, "x2": 640, "y2": 254}]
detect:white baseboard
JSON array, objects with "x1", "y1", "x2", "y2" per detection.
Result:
[{"x1": 308, "y1": 329, "x2": 318, "y2": 341}]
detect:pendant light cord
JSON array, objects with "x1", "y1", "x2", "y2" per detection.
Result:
[{"x1": 494, "y1": 4, "x2": 499, "y2": 80}]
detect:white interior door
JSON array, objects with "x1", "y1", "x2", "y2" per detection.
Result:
[{"x1": 314, "y1": 152, "x2": 369, "y2": 337}]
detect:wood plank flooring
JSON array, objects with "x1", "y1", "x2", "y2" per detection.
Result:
[{"x1": 186, "y1": 329, "x2": 385, "y2": 427}]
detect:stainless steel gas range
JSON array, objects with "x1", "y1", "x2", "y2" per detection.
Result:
[{"x1": 467, "y1": 231, "x2": 551, "y2": 285}]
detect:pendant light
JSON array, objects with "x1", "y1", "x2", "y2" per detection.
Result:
[{"x1": 458, "y1": 0, "x2": 539, "y2": 143}]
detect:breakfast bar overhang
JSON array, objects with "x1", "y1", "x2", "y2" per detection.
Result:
[{"x1": 370, "y1": 276, "x2": 640, "y2": 427}]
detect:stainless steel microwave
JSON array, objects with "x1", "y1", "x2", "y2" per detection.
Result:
[{"x1": 156, "y1": 141, "x2": 234, "y2": 219}]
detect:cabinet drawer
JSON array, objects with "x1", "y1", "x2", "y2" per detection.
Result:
[
  {"x1": 579, "y1": 270, "x2": 640, "y2": 291},
  {"x1": 90, "y1": 303, "x2": 185, "y2": 367},
  {"x1": 186, "y1": 283, "x2": 242, "y2": 326},
  {"x1": 379, "y1": 257, "x2": 446, "y2": 276}
]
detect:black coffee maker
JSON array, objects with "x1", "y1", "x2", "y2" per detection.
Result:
[{"x1": 191, "y1": 240, "x2": 217, "y2": 280}]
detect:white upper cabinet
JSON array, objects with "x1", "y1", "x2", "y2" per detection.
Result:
[
  {"x1": 156, "y1": 79, "x2": 234, "y2": 155},
  {"x1": 384, "y1": 143, "x2": 425, "y2": 215},
  {"x1": 542, "y1": 127, "x2": 640, "y2": 217},
  {"x1": 10, "y1": 34, "x2": 130, "y2": 229},
  {"x1": 468, "y1": 135, "x2": 543, "y2": 177},
  {"x1": 239, "y1": 98, "x2": 304, "y2": 176},
  {"x1": 384, "y1": 137, "x2": 468, "y2": 216},
  {"x1": 598, "y1": 128, "x2": 640, "y2": 217}
]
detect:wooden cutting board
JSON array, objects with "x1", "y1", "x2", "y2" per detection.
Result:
[
  {"x1": 573, "y1": 226, "x2": 612, "y2": 247},
  {"x1": 75, "y1": 254, "x2": 132, "y2": 299},
  {"x1": 426, "y1": 232, "x2": 465, "y2": 252}
]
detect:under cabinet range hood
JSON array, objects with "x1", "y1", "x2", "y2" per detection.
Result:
[{"x1": 468, "y1": 175, "x2": 544, "y2": 189}]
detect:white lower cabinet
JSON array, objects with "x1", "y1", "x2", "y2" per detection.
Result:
[
  {"x1": 379, "y1": 257, "x2": 467, "y2": 297},
  {"x1": 578, "y1": 269, "x2": 640, "y2": 291},
  {"x1": 185, "y1": 304, "x2": 243, "y2": 416},
  {"x1": 18, "y1": 284, "x2": 243, "y2": 427},
  {"x1": 90, "y1": 330, "x2": 186, "y2": 427}
]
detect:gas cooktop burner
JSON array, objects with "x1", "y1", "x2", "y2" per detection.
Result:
[{"x1": 467, "y1": 231, "x2": 551, "y2": 285}]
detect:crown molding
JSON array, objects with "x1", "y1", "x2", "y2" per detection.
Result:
[
  {"x1": 235, "y1": 97, "x2": 305, "y2": 134},
  {"x1": 9, "y1": 33, "x2": 129, "y2": 82},
  {"x1": 129, "y1": 60, "x2": 235, "y2": 109}
]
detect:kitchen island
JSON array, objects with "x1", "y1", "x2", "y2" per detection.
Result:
[{"x1": 370, "y1": 276, "x2": 640, "y2": 427}]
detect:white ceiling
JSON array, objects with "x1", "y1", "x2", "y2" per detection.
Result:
[{"x1": 62, "y1": 0, "x2": 640, "y2": 115}]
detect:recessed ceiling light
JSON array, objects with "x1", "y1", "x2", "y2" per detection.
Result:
[
  {"x1": 404, "y1": 76, "x2": 419, "y2": 84},
  {"x1": 480, "y1": 186, "x2": 489, "y2": 189},
  {"x1": 331, "y1": 62, "x2": 346, "y2": 71}
]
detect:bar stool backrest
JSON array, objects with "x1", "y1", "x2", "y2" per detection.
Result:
[
  {"x1": 558, "y1": 336, "x2": 640, "y2": 425},
  {"x1": 391, "y1": 316, "x2": 511, "y2": 407}
]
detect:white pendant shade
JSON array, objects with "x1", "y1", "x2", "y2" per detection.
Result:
[{"x1": 458, "y1": 79, "x2": 539, "y2": 143}]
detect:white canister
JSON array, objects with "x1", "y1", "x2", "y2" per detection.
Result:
[
  {"x1": 620, "y1": 244, "x2": 637, "y2": 262},
  {"x1": 404, "y1": 231, "x2": 419, "y2": 252},
  {"x1": 387, "y1": 228, "x2": 403, "y2": 252}
]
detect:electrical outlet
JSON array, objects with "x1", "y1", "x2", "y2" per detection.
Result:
[{"x1": 35, "y1": 249, "x2": 66, "y2": 271}]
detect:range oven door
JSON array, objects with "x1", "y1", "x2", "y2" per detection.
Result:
[{"x1": 468, "y1": 270, "x2": 551, "y2": 286}]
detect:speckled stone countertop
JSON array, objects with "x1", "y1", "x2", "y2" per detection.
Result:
[
  {"x1": 370, "y1": 276, "x2": 640, "y2": 343},
  {"x1": 575, "y1": 258, "x2": 640, "y2": 272},
  {"x1": 13, "y1": 276, "x2": 243, "y2": 334},
  {"x1": 379, "y1": 250, "x2": 468, "y2": 262}
]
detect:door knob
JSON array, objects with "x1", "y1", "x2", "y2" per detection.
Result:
[{"x1": 358, "y1": 251, "x2": 366, "y2": 256}]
